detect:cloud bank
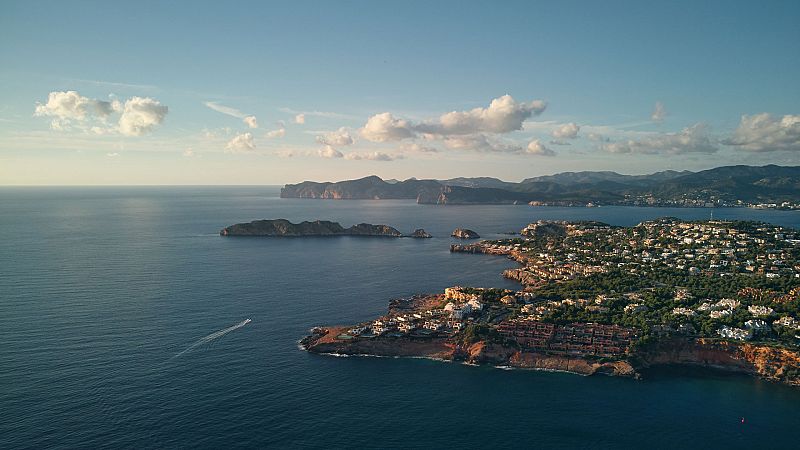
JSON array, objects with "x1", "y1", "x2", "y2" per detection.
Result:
[
  {"x1": 725, "y1": 113, "x2": 800, "y2": 152},
  {"x1": 602, "y1": 123, "x2": 717, "y2": 155}
]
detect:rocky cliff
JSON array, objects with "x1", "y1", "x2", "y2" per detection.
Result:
[
  {"x1": 220, "y1": 219, "x2": 402, "y2": 237},
  {"x1": 303, "y1": 330, "x2": 636, "y2": 377},
  {"x1": 303, "y1": 329, "x2": 800, "y2": 385},
  {"x1": 634, "y1": 338, "x2": 800, "y2": 386}
]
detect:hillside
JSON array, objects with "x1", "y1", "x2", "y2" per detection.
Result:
[{"x1": 279, "y1": 165, "x2": 800, "y2": 207}]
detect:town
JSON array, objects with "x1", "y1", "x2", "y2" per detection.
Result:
[
  {"x1": 323, "y1": 219, "x2": 800, "y2": 358},
  {"x1": 450, "y1": 219, "x2": 800, "y2": 347},
  {"x1": 303, "y1": 218, "x2": 800, "y2": 385}
]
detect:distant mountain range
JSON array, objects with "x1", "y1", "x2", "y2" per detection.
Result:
[{"x1": 279, "y1": 165, "x2": 800, "y2": 207}]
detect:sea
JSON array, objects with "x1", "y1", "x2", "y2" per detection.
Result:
[{"x1": 1, "y1": 186, "x2": 799, "y2": 449}]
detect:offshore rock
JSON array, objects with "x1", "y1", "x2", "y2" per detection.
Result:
[
  {"x1": 410, "y1": 228, "x2": 432, "y2": 238},
  {"x1": 451, "y1": 228, "x2": 480, "y2": 239}
]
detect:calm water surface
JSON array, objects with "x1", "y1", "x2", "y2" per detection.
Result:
[{"x1": 1, "y1": 187, "x2": 799, "y2": 449}]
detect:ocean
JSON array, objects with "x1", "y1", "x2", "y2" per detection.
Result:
[{"x1": 1, "y1": 186, "x2": 799, "y2": 449}]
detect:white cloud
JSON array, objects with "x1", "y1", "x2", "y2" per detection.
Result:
[
  {"x1": 316, "y1": 127, "x2": 354, "y2": 146},
  {"x1": 182, "y1": 148, "x2": 195, "y2": 157},
  {"x1": 34, "y1": 90, "x2": 120, "y2": 130},
  {"x1": 400, "y1": 142, "x2": 438, "y2": 153},
  {"x1": 586, "y1": 133, "x2": 611, "y2": 142},
  {"x1": 225, "y1": 132, "x2": 256, "y2": 153},
  {"x1": 601, "y1": 123, "x2": 717, "y2": 154},
  {"x1": 106, "y1": 152, "x2": 120, "y2": 157},
  {"x1": 280, "y1": 107, "x2": 352, "y2": 120},
  {"x1": 552, "y1": 122, "x2": 580, "y2": 139},
  {"x1": 344, "y1": 151, "x2": 399, "y2": 161},
  {"x1": 204, "y1": 101, "x2": 247, "y2": 118},
  {"x1": 361, "y1": 112, "x2": 415, "y2": 142},
  {"x1": 118, "y1": 97, "x2": 168, "y2": 136},
  {"x1": 35, "y1": 91, "x2": 168, "y2": 136},
  {"x1": 526, "y1": 139, "x2": 556, "y2": 156},
  {"x1": 243, "y1": 115, "x2": 258, "y2": 129},
  {"x1": 318, "y1": 145, "x2": 343, "y2": 158},
  {"x1": 360, "y1": 95, "x2": 547, "y2": 143},
  {"x1": 266, "y1": 127, "x2": 286, "y2": 138},
  {"x1": 418, "y1": 95, "x2": 547, "y2": 136},
  {"x1": 724, "y1": 113, "x2": 800, "y2": 152},
  {"x1": 651, "y1": 101, "x2": 667, "y2": 122},
  {"x1": 443, "y1": 134, "x2": 524, "y2": 153},
  {"x1": 294, "y1": 113, "x2": 306, "y2": 124},
  {"x1": 205, "y1": 102, "x2": 258, "y2": 129}
]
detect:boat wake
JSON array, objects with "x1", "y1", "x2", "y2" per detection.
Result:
[{"x1": 173, "y1": 318, "x2": 252, "y2": 358}]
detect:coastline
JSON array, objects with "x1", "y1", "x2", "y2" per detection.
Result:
[
  {"x1": 302, "y1": 327, "x2": 800, "y2": 385},
  {"x1": 300, "y1": 218, "x2": 800, "y2": 387}
]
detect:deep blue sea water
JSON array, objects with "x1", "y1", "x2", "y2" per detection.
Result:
[{"x1": 1, "y1": 186, "x2": 799, "y2": 449}]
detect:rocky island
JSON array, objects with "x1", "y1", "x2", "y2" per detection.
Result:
[
  {"x1": 303, "y1": 218, "x2": 800, "y2": 386},
  {"x1": 220, "y1": 219, "x2": 403, "y2": 237}
]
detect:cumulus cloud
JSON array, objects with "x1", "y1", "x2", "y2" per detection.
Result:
[
  {"x1": 106, "y1": 152, "x2": 120, "y2": 157},
  {"x1": 182, "y1": 148, "x2": 195, "y2": 157},
  {"x1": 316, "y1": 127, "x2": 354, "y2": 146},
  {"x1": 33, "y1": 91, "x2": 117, "y2": 125},
  {"x1": 552, "y1": 122, "x2": 580, "y2": 139},
  {"x1": 243, "y1": 115, "x2": 258, "y2": 129},
  {"x1": 601, "y1": 123, "x2": 717, "y2": 154},
  {"x1": 651, "y1": 101, "x2": 667, "y2": 122},
  {"x1": 225, "y1": 133, "x2": 256, "y2": 153},
  {"x1": 724, "y1": 113, "x2": 800, "y2": 152},
  {"x1": 361, "y1": 112, "x2": 415, "y2": 142},
  {"x1": 526, "y1": 139, "x2": 556, "y2": 156},
  {"x1": 318, "y1": 145, "x2": 344, "y2": 158},
  {"x1": 118, "y1": 97, "x2": 168, "y2": 136},
  {"x1": 34, "y1": 90, "x2": 118, "y2": 130},
  {"x1": 294, "y1": 113, "x2": 306, "y2": 124},
  {"x1": 266, "y1": 127, "x2": 286, "y2": 138},
  {"x1": 360, "y1": 95, "x2": 547, "y2": 143},
  {"x1": 420, "y1": 95, "x2": 546, "y2": 136},
  {"x1": 344, "y1": 151, "x2": 399, "y2": 161},
  {"x1": 35, "y1": 91, "x2": 167, "y2": 136}
]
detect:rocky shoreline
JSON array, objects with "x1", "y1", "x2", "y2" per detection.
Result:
[{"x1": 301, "y1": 327, "x2": 800, "y2": 385}]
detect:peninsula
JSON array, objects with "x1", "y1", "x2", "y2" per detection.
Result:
[
  {"x1": 303, "y1": 219, "x2": 800, "y2": 386},
  {"x1": 220, "y1": 218, "x2": 425, "y2": 238}
]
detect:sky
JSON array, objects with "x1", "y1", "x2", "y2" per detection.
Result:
[{"x1": 1, "y1": 0, "x2": 799, "y2": 185}]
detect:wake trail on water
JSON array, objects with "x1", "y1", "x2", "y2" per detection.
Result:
[{"x1": 172, "y1": 318, "x2": 252, "y2": 358}]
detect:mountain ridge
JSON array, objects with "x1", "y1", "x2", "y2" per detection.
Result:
[{"x1": 279, "y1": 165, "x2": 800, "y2": 207}]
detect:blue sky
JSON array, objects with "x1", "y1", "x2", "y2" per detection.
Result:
[{"x1": 1, "y1": 0, "x2": 799, "y2": 184}]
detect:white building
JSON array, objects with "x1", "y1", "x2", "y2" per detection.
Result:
[
  {"x1": 717, "y1": 326, "x2": 749, "y2": 341},
  {"x1": 747, "y1": 305, "x2": 774, "y2": 317}
]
